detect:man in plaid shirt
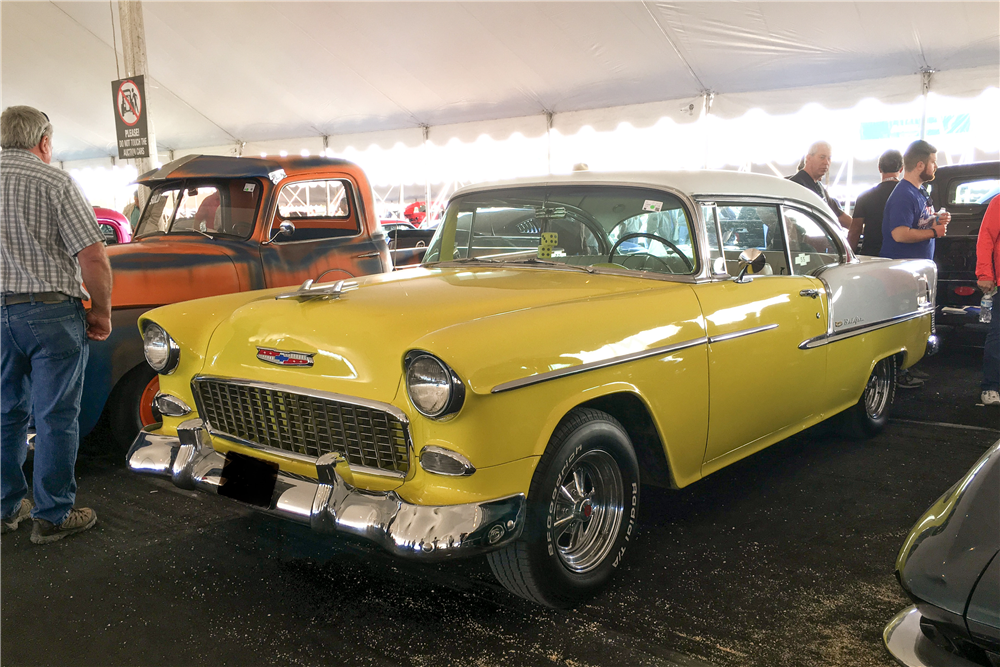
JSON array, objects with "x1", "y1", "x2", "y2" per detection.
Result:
[{"x1": 1, "y1": 105, "x2": 112, "y2": 543}]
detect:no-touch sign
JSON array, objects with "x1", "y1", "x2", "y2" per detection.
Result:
[
  {"x1": 117, "y1": 80, "x2": 142, "y2": 126},
  {"x1": 112, "y1": 75, "x2": 149, "y2": 159}
]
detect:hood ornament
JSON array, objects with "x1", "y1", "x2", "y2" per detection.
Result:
[
  {"x1": 256, "y1": 347, "x2": 315, "y2": 367},
  {"x1": 276, "y1": 279, "x2": 358, "y2": 302}
]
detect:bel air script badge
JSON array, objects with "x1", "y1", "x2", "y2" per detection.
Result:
[{"x1": 256, "y1": 347, "x2": 315, "y2": 367}]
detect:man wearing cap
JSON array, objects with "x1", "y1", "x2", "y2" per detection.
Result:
[
  {"x1": 0, "y1": 105, "x2": 112, "y2": 543},
  {"x1": 788, "y1": 141, "x2": 853, "y2": 229}
]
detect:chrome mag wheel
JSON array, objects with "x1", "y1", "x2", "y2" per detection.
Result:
[
  {"x1": 551, "y1": 449, "x2": 624, "y2": 573},
  {"x1": 865, "y1": 357, "x2": 894, "y2": 420}
]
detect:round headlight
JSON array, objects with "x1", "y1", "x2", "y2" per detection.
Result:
[
  {"x1": 143, "y1": 322, "x2": 179, "y2": 374},
  {"x1": 405, "y1": 352, "x2": 465, "y2": 418}
]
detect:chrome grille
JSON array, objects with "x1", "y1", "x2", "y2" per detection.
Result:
[{"x1": 194, "y1": 378, "x2": 409, "y2": 475}]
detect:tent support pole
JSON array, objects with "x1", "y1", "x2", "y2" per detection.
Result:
[
  {"x1": 919, "y1": 68, "x2": 935, "y2": 140},
  {"x1": 119, "y1": 0, "x2": 158, "y2": 207},
  {"x1": 422, "y1": 125, "x2": 431, "y2": 219}
]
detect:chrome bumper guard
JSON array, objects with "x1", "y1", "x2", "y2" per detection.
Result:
[
  {"x1": 127, "y1": 419, "x2": 525, "y2": 560},
  {"x1": 926, "y1": 334, "x2": 940, "y2": 357}
]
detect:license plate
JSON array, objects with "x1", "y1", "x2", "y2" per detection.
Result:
[{"x1": 219, "y1": 451, "x2": 279, "y2": 508}]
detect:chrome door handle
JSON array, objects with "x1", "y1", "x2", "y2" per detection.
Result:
[{"x1": 799, "y1": 289, "x2": 820, "y2": 299}]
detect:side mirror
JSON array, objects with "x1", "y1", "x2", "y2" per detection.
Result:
[
  {"x1": 734, "y1": 248, "x2": 767, "y2": 283},
  {"x1": 262, "y1": 221, "x2": 295, "y2": 245}
]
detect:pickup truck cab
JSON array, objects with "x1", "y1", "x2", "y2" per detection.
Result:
[{"x1": 83, "y1": 154, "x2": 391, "y2": 449}]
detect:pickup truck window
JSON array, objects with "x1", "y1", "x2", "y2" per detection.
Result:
[
  {"x1": 274, "y1": 179, "x2": 360, "y2": 241},
  {"x1": 948, "y1": 178, "x2": 1000, "y2": 205},
  {"x1": 135, "y1": 180, "x2": 261, "y2": 239}
]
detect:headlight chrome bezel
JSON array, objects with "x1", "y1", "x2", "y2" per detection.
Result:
[
  {"x1": 404, "y1": 351, "x2": 466, "y2": 419},
  {"x1": 142, "y1": 321, "x2": 180, "y2": 374}
]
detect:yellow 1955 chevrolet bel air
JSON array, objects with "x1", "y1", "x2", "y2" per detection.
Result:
[{"x1": 128, "y1": 170, "x2": 938, "y2": 608}]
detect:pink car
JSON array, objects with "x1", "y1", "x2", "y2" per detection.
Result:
[{"x1": 94, "y1": 206, "x2": 132, "y2": 245}]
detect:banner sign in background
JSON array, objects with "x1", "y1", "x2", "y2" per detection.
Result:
[{"x1": 112, "y1": 75, "x2": 149, "y2": 159}]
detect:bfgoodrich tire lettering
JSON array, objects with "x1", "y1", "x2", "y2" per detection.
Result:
[{"x1": 487, "y1": 407, "x2": 640, "y2": 608}]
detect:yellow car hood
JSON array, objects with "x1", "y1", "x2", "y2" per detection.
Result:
[{"x1": 199, "y1": 266, "x2": 697, "y2": 401}]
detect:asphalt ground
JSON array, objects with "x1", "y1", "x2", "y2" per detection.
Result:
[{"x1": 2, "y1": 323, "x2": 998, "y2": 667}]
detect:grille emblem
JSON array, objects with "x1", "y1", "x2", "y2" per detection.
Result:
[{"x1": 256, "y1": 347, "x2": 315, "y2": 367}]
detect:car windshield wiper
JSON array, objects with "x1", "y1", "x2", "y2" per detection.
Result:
[
  {"x1": 444, "y1": 256, "x2": 507, "y2": 264},
  {"x1": 501, "y1": 257, "x2": 597, "y2": 273},
  {"x1": 172, "y1": 229, "x2": 214, "y2": 240}
]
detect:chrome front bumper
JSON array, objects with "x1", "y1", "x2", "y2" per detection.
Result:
[
  {"x1": 127, "y1": 419, "x2": 525, "y2": 560},
  {"x1": 883, "y1": 606, "x2": 981, "y2": 667}
]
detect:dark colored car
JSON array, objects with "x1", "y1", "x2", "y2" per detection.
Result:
[
  {"x1": 929, "y1": 161, "x2": 999, "y2": 323},
  {"x1": 884, "y1": 438, "x2": 1000, "y2": 666},
  {"x1": 79, "y1": 154, "x2": 391, "y2": 450}
]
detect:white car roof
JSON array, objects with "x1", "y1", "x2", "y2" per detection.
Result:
[{"x1": 452, "y1": 169, "x2": 831, "y2": 213}]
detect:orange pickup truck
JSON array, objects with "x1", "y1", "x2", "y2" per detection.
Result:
[{"x1": 82, "y1": 154, "x2": 391, "y2": 449}]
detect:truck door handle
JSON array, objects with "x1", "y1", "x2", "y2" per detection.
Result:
[{"x1": 799, "y1": 289, "x2": 820, "y2": 299}]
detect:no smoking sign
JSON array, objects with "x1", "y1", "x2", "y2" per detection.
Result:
[{"x1": 111, "y1": 75, "x2": 150, "y2": 159}]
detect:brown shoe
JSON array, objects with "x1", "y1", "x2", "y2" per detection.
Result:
[
  {"x1": 1, "y1": 499, "x2": 33, "y2": 534},
  {"x1": 30, "y1": 507, "x2": 97, "y2": 544}
]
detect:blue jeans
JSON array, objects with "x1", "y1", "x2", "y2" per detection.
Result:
[
  {"x1": 985, "y1": 297, "x2": 1000, "y2": 392},
  {"x1": 1, "y1": 300, "x2": 88, "y2": 524}
]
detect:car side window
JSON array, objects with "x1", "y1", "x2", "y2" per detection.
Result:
[
  {"x1": 717, "y1": 204, "x2": 787, "y2": 276},
  {"x1": 780, "y1": 207, "x2": 842, "y2": 275},
  {"x1": 99, "y1": 223, "x2": 118, "y2": 244},
  {"x1": 701, "y1": 204, "x2": 726, "y2": 276},
  {"x1": 947, "y1": 178, "x2": 1000, "y2": 205},
  {"x1": 274, "y1": 179, "x2": 360, "y2": 242}
]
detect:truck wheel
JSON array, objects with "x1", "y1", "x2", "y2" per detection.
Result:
[
  {"x1": 487, "y1": 408, "x2": 640, "y2": 608},
  {"x1": 109, "y1": 363, "x2": 160, "y2": 454},
  {"x1": 840, "y1": 356, "x2": 896, "y2": 439}
]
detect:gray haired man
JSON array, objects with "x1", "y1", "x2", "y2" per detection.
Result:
[
  {"x1": 1, "y1": 105, "x2": 112, "y2": 543},
  {"x1": 788, "y1": 141, "x2": 853, "y2": 229}
]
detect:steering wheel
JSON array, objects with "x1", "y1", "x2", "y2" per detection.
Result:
[{"x1": 608, "y1": 232, "x2": 694, "y2": 272}]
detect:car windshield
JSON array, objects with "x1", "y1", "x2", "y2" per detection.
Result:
[
  {"x1": 422, "y1": 185, "x2": 696, "y2": 276},
  {"x1": 134, "y1": 179, "x2": 262, "y2": 239}
]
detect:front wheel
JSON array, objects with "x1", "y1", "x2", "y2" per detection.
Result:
[
  {"x1": 108, "y1": 363, "x2": 160, "y2": 454},
  {"x1": 487, "y1": 408, "x2": 640, "y2": 608},
  {"x1": 840, "y1": 355, "x2": 896, "y2": 439}
]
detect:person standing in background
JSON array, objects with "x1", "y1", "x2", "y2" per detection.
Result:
[
  {"x1": 123, "y1": 190, "x2": 141, "y2": 231},
  {"x1": 0, "y1": 105, "x2": 112, "y2": 543},
  {"x1": 847, "y1": 149, "x2": 903, "y2": 255},
  {"x1": 788, "y1": 141, "x2": 853, "y2": 229},
  {"x1": 880, "y1": 139, "x2": 951, "y2": 390},
  {"x1": 976, "y1": 196, "x2": 1000, "y2": 406}
]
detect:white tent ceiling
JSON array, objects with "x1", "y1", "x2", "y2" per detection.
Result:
[{"x1": 3, "y1": 1, "x2": 998, "y2": 163}]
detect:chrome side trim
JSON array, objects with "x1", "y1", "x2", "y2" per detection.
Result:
[
  {"x1": 191, "y1": 375, "x2": 412, "y2": 479},
  {"x1": 491, "y1": 337, "x2": 709, "y2": 394},
  {"x1": 799, "y1": 309, "x2": 933, "y2": 349},
  {"x1": 126, "y1": 423, "x2": 525, "y2": 560},
  {"x1": 707, "y1": 323, "x2": 778, "y2": 344}
]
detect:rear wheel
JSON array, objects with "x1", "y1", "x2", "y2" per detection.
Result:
[
  {"x1": 109, "y1": 363, "x2": 160, "y2": 454},
  {"x1": 840, "y1": 356, "x2": 896, "y2": 439},
  {"x1": 487, "y1": 408, "x2": 640, "y2": 608}
]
